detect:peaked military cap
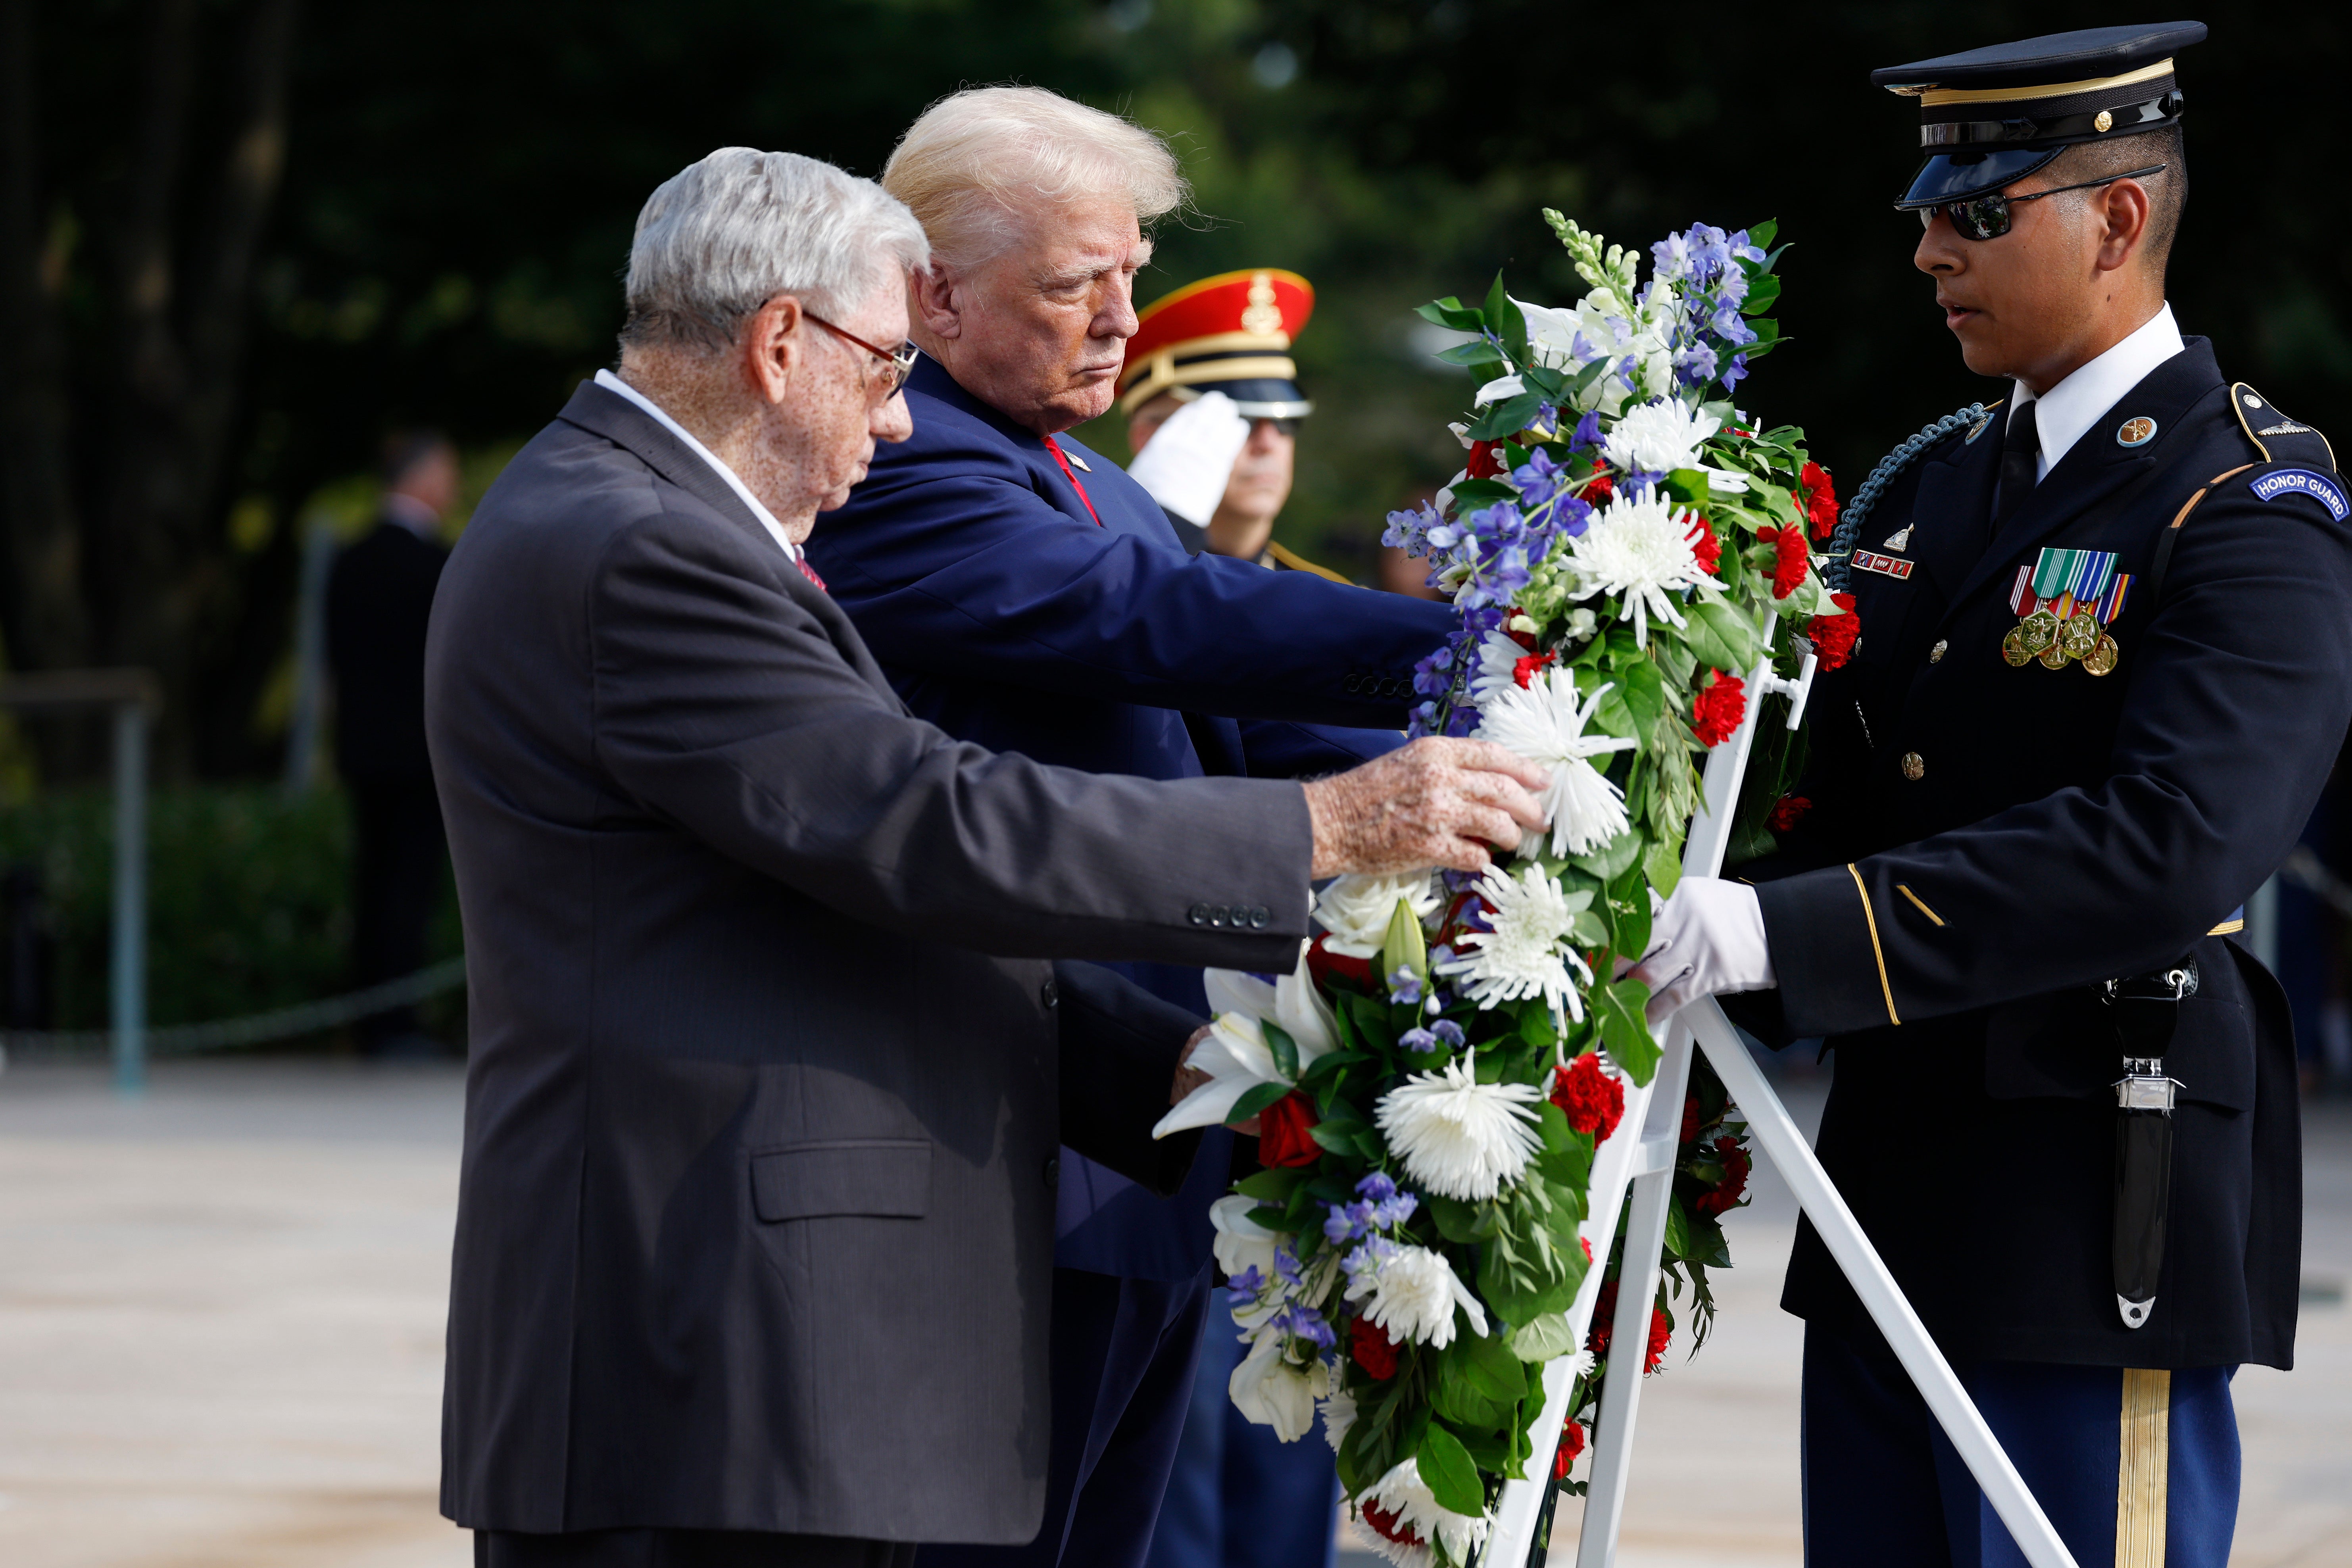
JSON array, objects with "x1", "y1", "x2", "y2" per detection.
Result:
[
  {"x1": 1118, "y1": 268, "x2": 1315, "y2": 419},
  {"x1": 1875, "y1": 22, "x2": 2205, "y2": 209}
]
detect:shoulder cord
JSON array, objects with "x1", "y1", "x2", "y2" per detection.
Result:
[{"x1": 1822, "y1": 402, "x2": 1991, "y2": 592}]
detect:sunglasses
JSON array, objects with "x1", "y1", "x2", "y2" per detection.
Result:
[
  {"x1": 1915, "y1": 163, "x2": 2168, "y2": 242},
  {"x1": 806, "y1": 311, "x2": 920, "y2": 393}
]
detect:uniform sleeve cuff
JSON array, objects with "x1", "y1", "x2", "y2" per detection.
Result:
[{"x1": 1754, "y1": 863, "x2": 1904, "y2": 1038}]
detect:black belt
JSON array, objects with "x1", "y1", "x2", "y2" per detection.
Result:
[{"x1": 2101, "y1": 959, "x2": 2196, "y2": 1329}]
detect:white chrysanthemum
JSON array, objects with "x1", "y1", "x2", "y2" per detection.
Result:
[
  {"x1": 1355, "y1": 1455, "x2": 1493, "y2": 1568},
  {"x1": 1345, "y1": 1240, "x2": 1490, "y2": 1349},
  {"x1": 1474, "y1": 667, "x2": 1636, "y2": 857},
  {"x1": 1603, "y1": 397, "x2": 1720, "y2": 474},
  {"x1": 1156, "y1": 943, "x2": 1338, "y2": 1138},
  {"x1": 1230, "y1": 1335, "x2": 1329, "y2": 1443},
  {"x1": 1320, "y1": 1388, "x2": 1359, "y2": 1455},
  {"x1": 1375, "y1": 1055, "x2": 1546, "y2": 1203},
  {"x1": 1313, "y1": 872, "x2": 1441, "y2": 960},
  {"x1": 1468, "y1": 627, "x2": 1530, "y2": 708},
  {"x1": 1566, "y1": 487, "x2": 1723, "y2": 648},
  {"x1": 1437, "y1": 861, "x2": 1596, "y2": 1026}
]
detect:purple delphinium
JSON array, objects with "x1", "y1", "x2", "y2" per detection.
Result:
[
  {"x1": 1387, "y1": 967, "x2": 1424, "y2": 1007},
  {"x1": 1269, "y1": 1301, "x2": 1336, "y2": 1350},
  {"x1": 1569, "y1": 409, "x2": 1604, "y2": 453},
  {"x1": 1229, "y1": 1264, "x2": 1266, "y2": 1296},
  {"x1": 1511, "y1": 447, "x2": 1565, "y2": 508},
  {"x1": 1398, "y1": 1026, "x2": 1438, "y2": 1053},
  {"x1": 1430, "y1": 1020, "x2": 1466, "y2": 1047},
  {"x1": 1383, "y1": 499, "x2": 1441, "y2": 555}
]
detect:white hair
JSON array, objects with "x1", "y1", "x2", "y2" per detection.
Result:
[
  {"x1": 621, "y1": 148, "x2": 930, "y2": 355},
  {"x1": 883, "y1": 86, "x2": 1188, "y2": 271}
]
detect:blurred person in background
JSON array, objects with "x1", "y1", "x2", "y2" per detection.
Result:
[
  {"x1": 326, "y1": 430, "x2": 456, "y2": 1058},
  {"x1": 808, "y1": 87, "x2": 1455, "y2": 1568},
  {"x1": 1121, "y1": 268, "x2": 1341, "y2": 1568}
]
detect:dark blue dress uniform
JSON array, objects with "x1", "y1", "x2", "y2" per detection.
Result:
[
  {"x1": 808, "y1": 356, "x2": 1453, "y2": 1568},
  {"x1": 1731, "y1": 22, "x2": 2347, "y2": 1566}
]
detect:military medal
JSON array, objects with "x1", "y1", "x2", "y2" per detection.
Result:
[{"x1": 2005, "y1": 549, "x2": 2131, "y2": 674}]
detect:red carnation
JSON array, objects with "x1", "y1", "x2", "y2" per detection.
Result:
[
  {"x1": 1513, "y1": 649, "x2": 1557, "y2": 689},
  {"x1": 1467, "y1": 440, "x2": 1505, "y2": 479},
  {"x1": 1694, "y1": 1136, "x2": 1752, "y2": 1219},
  {"x1": 1554, "y1": 1418, "x2": 1587, "y2": 1478},
  {"x1": 1363, "y1": 1501, "x2": 1423, "y2": 1548},
  {"x1": 1768, "y1": 795, "x2": 1814, "y2": 833},
  {"x1": 1582, "y1": 1236, "x2": 1593, "y2": 1262},
  {"x1": 1680, "y1": 1093, "x2": 1702, "y2": 1147},
  {"x1": 1350, "y1": 1314, "x2": 1401, "y2": 1380},
  {"x1": 1307, "y1": 935, "x2": 1376, "y2": 993},
  {"x1": 1806, "y1": 593, "x2": 1860, "y2": 672},
  {"x1": 1551, "y1": 1051, "x2": 1625, "y2": 1142},
  {"x1": 1686, "y1": 515, "x2": 1722, "y2": 577},
  {"x1": 1800, "y1": 460, "x2": 1840, "y2": 540},
  {"x1": 1757, "y1": 524, "x2": 1809, "y2": 599},
  {"x1": 1583, "y1": 473, "x2": 1614, "y2": 505},
  {"x1": 1257, "y1": 1093, "x2": 1322, "y2": 1168},
  {"x1": 1691, "y1": 670, "x2": 1746, "y2": 748},
  {"x1": 1588, "y1": 1282, "x2": 1672, "y2": 1374}
]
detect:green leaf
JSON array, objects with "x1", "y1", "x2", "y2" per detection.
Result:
[
  {"x1": 1415, "y1": 298, "x2": 1486, "y2": 332},
  {"x1": 1643, "y1": 833, "x2": 1685, "y2": 898},
  {"x1": 1445, "y1": 477, "x2": 1517, "y2": 507},
  {"x1": 1746, "y1": 219, "x2": 1779, "y2": 251},
  {"x1": 1262, "y1": 1019, "x2": 1300, "y2": 1082},
  {"x1": 1596, "y1": 978, "x2": 1661, "y2": 1085},
  {"x1": 1515, "y1": 997, "x2": 1559, "y2": 1052},
  {"x1": 1424, "y1": 1192, "x2": 1495, "y2": 1244},
  {"x1": 1689, "y1": 598, "x2": 1761, "y2": 673},
  {"x1": 1307, "y1": 1118, "x2": 1359, "y2": 1156},
  {"x1": 1618, "y1": 657, "x2": 1665, "y2": 741},
  {"x1": 1741, "y1": 274, "x2": 1783, "y2": 317},
  {"x1": 1341, "y1": 993, "x2": 1395, "y2": 1053},
  {"x1": 1507, "y1": 1311, "x2": 1582, "y2": 1362},
  {"x1": 1663, "y1": 1195, "x2": 1692, "y2": 1261},
  {"x1": 1570, "y1": 828, "x2": 1642, "y2": 882},
  {"x1": 1236, "y1": 1165, "x2": 1304, "y2": 1203},
  {"x1": 1604, "y1": 866, "x2": 1651, "y2": 968},
  {"x1": 1664, "y1": 469, "x2": 1711, "y2": 505},
  {"x1": 1226, "y1": 1079, "x2": 1291, "y2": 1126},
  {"x1": 1413, "y1": 1425, "x2": 1487, "y2": 1517},
  {"x1": 1466, "y1": 390, "x2": 1547, "y2": 442}
]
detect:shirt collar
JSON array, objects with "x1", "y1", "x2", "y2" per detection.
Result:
[
  {"x1": 592, "y1": 369, "x2": 799, "y2": 560},
  {"x1": 2013, "y1": 302, "x2": 2185, "y2": 480}
]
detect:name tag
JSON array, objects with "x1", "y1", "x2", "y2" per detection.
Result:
[
  {"x1": 2248, "y1": 467, "x2": 2350, "y2": 522},
  {"x1": 1852, "y1": 550, "x2": 1915, "y2": 580}
]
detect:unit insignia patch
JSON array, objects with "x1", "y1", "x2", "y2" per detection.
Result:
[{"x1": 2248, "y1": 467, "x2": 2350, "y2": 522}]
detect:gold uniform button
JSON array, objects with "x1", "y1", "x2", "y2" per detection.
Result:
[
  {"x1": 1900, "y1": 751, "x2": 1925, "y2": 781},
  {"x1": 1929, "y1": 640, "x2": 1948, "y2": 664}
]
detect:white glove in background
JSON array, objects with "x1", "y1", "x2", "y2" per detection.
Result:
[
  {"x1": 1126, "y1": 390, "x2": 1251, "y2": 526},
  {"x1": 1626, "y1": 876, "x2": 1776, "y2": 1026}
]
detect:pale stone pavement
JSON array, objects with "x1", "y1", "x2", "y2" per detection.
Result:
[{"x1": 0, "y1": 1058, "x2": 2345, "y2": 1568}]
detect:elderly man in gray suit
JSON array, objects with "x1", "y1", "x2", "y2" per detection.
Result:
[{"x1": 427, "y1": 148, "x2": 1543, "y2": 1568}]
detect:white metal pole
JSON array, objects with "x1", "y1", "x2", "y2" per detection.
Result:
[
  {"x1": 1683, "y1": 1000, "x2": 2079, "y2": 1568},
  {"x1": 110, "y1": 699, "x2": 147, "y2": 1094}
]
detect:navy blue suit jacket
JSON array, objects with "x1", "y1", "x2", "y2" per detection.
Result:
[{"x1": 811, "y1": 359, "x2": 1456, "y2": 1278}]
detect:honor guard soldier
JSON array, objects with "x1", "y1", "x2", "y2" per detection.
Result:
[
  {"x1": 1624, "y1": 23, "x2": 2346, "y2": 1566},
  {"x1": 1118, "y1": 267, "x2": 1350, "y2": 582}
]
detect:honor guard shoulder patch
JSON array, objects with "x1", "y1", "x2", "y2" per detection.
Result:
[
  {"x1": 2232, "y1": 382, "x2": 2338, "y2": 472},
  {"x1": 2248, "y1": 467, "x2": 2351, "y2": 522}
]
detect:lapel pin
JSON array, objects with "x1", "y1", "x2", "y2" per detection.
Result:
[
  {"x1": 2116, "y1": 417, "x2": 2158, "y2": 448},
  {"x1": 1881, "y1": 525, "x2": 1913, "y2": 551}
]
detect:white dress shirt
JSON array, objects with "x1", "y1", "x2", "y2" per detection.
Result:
[
  {"x1": 2012, "y1": 302, "x2": 2185, "y2": 481},
  {"x1": 593, "y1": 368, "x2": 801, "y2": 562}
]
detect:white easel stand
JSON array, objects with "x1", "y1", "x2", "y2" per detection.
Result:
[{"x1": 1482, "y1": 625, "x2": 2079, "y2": 1568}]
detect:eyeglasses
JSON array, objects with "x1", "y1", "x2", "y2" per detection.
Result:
[
  {"x1": 806, "y1": 311, "x2": 920, "y2": 393},
  {"x1": 1915, "y1": 164, "x2": 2168, "y2": 242}
]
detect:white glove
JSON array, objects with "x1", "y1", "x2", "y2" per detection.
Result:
[
  {"x1": 1127, "y1": 390, "x2": 1251, "y2": 526},
  {"x1": 1625, "y1": 877, "x2": 1776, "y2": 1026}
]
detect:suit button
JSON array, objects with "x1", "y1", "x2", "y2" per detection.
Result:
[
  {"x1": 1042, "y1": 1156, "x2": 1060, "y2": 1188},
  {"x1": 1209, "y1": 905, "x2": 1230, "y2": 926},
  {"x1": 1929, "y1": 640, "x2": 1948, "y2": 664},
  {"x1": 1344, "y1": 673, "x2": 1364, "y2": 694},
  {"x1": 1249, "y1": 906, "x2": 1270, "y2": 928},
  {"x1": 1040, "y1": 977, "x2": 1058, "y2": 1009},
  {"x1": 1900, "y1": 751, "x2": 1925, "y2": 781},
  {"x1": 1188, "y1": 902, "x2": 1209, "y2": 925}
]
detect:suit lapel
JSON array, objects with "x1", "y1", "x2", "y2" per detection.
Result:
[
  {"x1": 1942, "y1": 340, "x2": 2226, "y2": 620},
  {"x1": 554, "y1": 381, "x2": 902, "y2": 700}
]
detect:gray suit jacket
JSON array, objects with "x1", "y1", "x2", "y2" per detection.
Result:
[{"x1": 427, "y1": 383, "x2": 1313, "y2": 1541}]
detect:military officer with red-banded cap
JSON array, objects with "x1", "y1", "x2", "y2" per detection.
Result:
[
  {"x1": 1120, "y1": 268, "x2": 1347, "y2": 580},
  {"x1": 1618, "y1": 21, "x2": 2345, "y2": 1565}
]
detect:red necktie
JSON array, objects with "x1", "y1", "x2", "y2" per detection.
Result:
[
  {"x1": 795, "y1": 554, "x2": 828, "y2": 593},
  {"x1": 1043, "y1": 437, "x2": 1102, "y2": 527}
]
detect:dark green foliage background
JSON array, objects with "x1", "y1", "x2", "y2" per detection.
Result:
[{"x1": 0, "y1": 785, "x2": 459, "y2": 1035}]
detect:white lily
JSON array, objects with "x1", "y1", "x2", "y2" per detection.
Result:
[{"x1": 1154, "y1": 942, "x2": 1339, "y2": 1138}]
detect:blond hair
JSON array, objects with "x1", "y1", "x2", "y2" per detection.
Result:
[{"x1": 882, "y1": 86, "x2": 1188, "y2": 270}]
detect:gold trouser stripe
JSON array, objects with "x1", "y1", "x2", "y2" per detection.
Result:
[
  {"x1": 1847, "y1": 864, "x2": 1900, "y2": 1025},
  {"x1": 2209, "y1": 918, "x2": 2244, "y2": 936},
  {"x1": 1895, "y1": 884, "x2": 1946, "y2": 927},
  {"x1": 2117, "y1": 1368, "x2": 2171, "y2": 1568}
]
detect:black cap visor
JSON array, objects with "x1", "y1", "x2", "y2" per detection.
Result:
[
  {"x1": 1174, "y1": 377, "x2": 1314, "y2": 421},
  {"x1": 1895, "y1": 147, "x2": 2064, "y2": 209}
]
